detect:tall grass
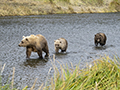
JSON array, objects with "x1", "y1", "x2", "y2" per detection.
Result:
[
  {"x1": 42, "y1": 56, "x2": 120, "y2": 90},
  {"x1": 0, "y1": 64, "x2": 28, "y2": 90},
  {"x1": 0, "y1": 65, "x2": 18, "y2": 90}
]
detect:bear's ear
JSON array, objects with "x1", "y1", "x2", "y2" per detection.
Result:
[
  {"x1": 26, "y1": 38, "x2": 29, "y2": 41},
  {"x1": 30, "y1": 34, "x2": 35, "y2": 37},
  {"x1": 23, "y1": 36, "x2": 25, "y2": 38},
  {"x1": 54, "y1": 40, "x2": 56, "y2": 42}
]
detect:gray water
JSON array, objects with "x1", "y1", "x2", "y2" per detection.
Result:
[{"x1": 0, "y1": 13, "x2": 120, "y2": 89}]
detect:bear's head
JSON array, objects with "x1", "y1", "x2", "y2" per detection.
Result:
[
  {"x1": 95, "y1": 34, "x2": 102, "y2": 43},
  {"x1": 18, "y1": 36, "x2": 30, "y2": 47},
  {"x1": 54, "y1": 39, "x2": 63, "y2": 48},
  {"x1": 18, "y1": 35, "x2": 37, "y2": 47}
]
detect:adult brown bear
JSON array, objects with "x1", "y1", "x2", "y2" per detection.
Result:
[
  {"x1": 18, "y1": 34, "x2": 49, "y2": 59},
  {"x1": 94, "y1": 33, "x2": 107, "y2": 46}
]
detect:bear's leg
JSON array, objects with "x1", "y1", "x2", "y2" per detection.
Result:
[
  {"x1": 55, "y1": 47, "x2": 59, "y2": 53},
  {"x1": 26, "y1": 47, "x2": 32, "y2": 58},
  {"x1": 37, "y1": 50, "x2": 43, "y2": 59},
  {"x1": 43, "y1": 46, "x2": 49, "y2": 57},
  {"x1": 61, "y1": 50, "x2": 66, "y2": 52},
  {"x1": 100, "y1": 43, "x2": 105, "y2": 46},
  {"x1": 95, "y1": 43, "x2": 98, "y2": 46},
  {"x1": 94, "y1": 40, "x2": 98, "y2": 46},
  {"x1": 35, "y1": 46, "x2": 43, "y2": 59}
]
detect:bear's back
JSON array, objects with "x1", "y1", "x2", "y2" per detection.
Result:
[
  {"x1": 59, "y1": 38, "x2": 68, "y2": 50},
  {"x1": 36, "y1": 34, "x2": 48, "y2": 48},
  {"x1": 99, "y1": 33, "x2": 107, "y2": 40},
  {"x1": 60, "y1": 38, "x2": 68, "y2": 46}
]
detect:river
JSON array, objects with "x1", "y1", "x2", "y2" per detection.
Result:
[{"x1": 0, "y1": 13, "x2": 120, "y2": 89}]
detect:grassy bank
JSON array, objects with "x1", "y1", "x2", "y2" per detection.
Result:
[
  {"x1": 42, "y1": 56, "x2": 120, "y2": 90},
  {"x1": 1, "y1": 56, "x2": 120, "y2": 90},
  {"x1": 0, "y1": 0, "x2": 120, "y2": 16}
]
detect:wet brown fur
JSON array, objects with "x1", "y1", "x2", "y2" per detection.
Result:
[
  {"x1": 94, "y1": 33, "x2": 107, "y2": 46},
  {"x1": 19, "y1": 34, "x2": 49, "y2": 59},
  {"x1": 54, "y1": 38, "x2": 68, "y2": 53},
  {"x1": 61, "y1": 38, "x2": 68, "y2": 52}
]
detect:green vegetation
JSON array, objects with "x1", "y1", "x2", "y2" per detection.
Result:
[
  {"x1": 0, "y1": 0, "x2": 120, "y2": 16},
  {"x1": 41, "y1": 56, "x2": 120, "y2": 90},
  {"x1": 0, "y1": 66, "x2": 19, "y2": 90},
  {"x1": 1, "y1": 56, "x2": 120, "y2": 90},
  {"x1": 109, "y1": 0, "x2": 120, "y2": 12}
]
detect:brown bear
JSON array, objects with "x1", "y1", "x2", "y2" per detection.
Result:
[
  {"x1": 18, "y1": 34, "x2": 49, "y2": 59},
  {"x1": 54, "y1": 38, "x2": 68, "y2": 53},
  {"x1": 94, "y1": 33, "x2": 107, "y2": 46}
]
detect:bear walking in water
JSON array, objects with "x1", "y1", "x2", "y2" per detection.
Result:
[
  {"x1": 94, "y1": 33, "x2": 107, "y2": 46},
  {"x1": 18, "y1": 34, "x2": 49, "y2": 59},
  {"x1": 54, "y1": 38, "x2": 68, "y2": 53}
]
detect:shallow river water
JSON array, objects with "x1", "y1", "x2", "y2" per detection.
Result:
[{"x1": 0, "y1": 13, "x2": 120, "y2": 89}]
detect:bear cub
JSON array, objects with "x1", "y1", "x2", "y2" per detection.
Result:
[
  {"x1": 94, "y1": 33, "x2": 107, "y2": 46},
  {"x1": 54, "y1": 38, "x2": 68, "y2": 53},
  {"x1": 18, "y1": 34, "x2": 49, "y2": 59}
]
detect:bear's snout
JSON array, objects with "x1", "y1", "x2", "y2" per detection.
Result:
[
  {"x1": 97, "y1": 39, "x2": 100, "y2": 42},
  {"x1": 18, "y1": 43, "x2": 22, "y2": 47},
  {"x1": 18, "y1": 44, "x2": 21, "y2": 47},
  {"x1": 55, "y1": 44, "x2": 59, "y2": 47}
]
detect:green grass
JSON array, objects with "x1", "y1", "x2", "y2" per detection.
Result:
[
  {"x1": 0, "y1": 65, "x2": 19, "y2": 90},
  {"x1": 42, "y1": 55, "x2": 120, "y2": 90}
]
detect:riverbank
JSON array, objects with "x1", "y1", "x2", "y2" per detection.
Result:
[{"x1": 0, "y1": 0, "x2": 120, "y2": 16}]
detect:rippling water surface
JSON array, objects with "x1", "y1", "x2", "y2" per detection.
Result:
[{"x1": 0, "y1": 13, "x2": 120, "y2": 89}]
